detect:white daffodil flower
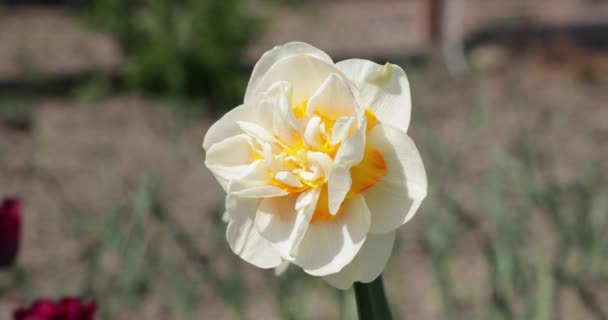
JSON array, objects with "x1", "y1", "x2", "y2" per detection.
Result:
[{"x1": 203, "y1": 42, "x2": 427, "y2": 289}]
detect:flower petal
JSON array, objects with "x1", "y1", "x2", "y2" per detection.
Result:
[
  {"x1": 337, "y1": 59, "x2": 411, "y2": 131},
  {"x1": 294, "y1": 195, "x2": 370, "y2": 276},
  {"x1": 205, "y1": 134, "x2": 256, "y2": 190},
  {"x1": 255, "y1": 55, "x2": 343, "y2": 106},
  {"x1": 327, "y1": 166, "x2": 351, "y2": 215},
  {"x1": 332, "y1": 118, "x2": 366, "y2": 168},
  {"x1": 225, "y1": 194, "x2": 259, "y2": 221},
  {"x1": 330, "y1": 117, "x2": 354, "y2": 145},
  {"x1": 363, "y1": 124, "x2": 427, "y2": 234},
  {"x1": 322, "y1": 231, "x2": 396, "y2": 289},
  {"x1": 237, "y1": 121, "x2": 279, "y2": 144},
  {"x1": 226, "y1": 194, "x2": 283, "y2": 269},
  {"x1": 263, "y1": 81, "x2": 303, "y2": 135},
  {"x1": 245, "y1": 42, "x2": 333, "y2": 104},
  {"x1": 203, "y1": 104, "x2": 257, "y2": 151},
  {"x1": 307, "y1": 73, "x2": 357, "y2": 120},
  {"x1": 254, "y1": 81, "x2": 303, "y2": 141},
  {"x1": 348, "y1": 147, "x2": 387, "y2": 197},
  {"x1": 275, "y1": 171, "x2": 304, "y2": 188},
  {"x1": 303, "y1": 116, "x2": 323, "y2": 148},
  {"x1": 204, "y1": 83, "x2": 297, "y2": 153},
  {"x1": 328, "y1": 121, "x2": 366, "y2": 214},
  {"x1": 227, "y1": 160, "x2": 288, "y2": 198},
  {"x1": 307, "y1": 151, "x2": 333, "y2": 177},
  {"x1": 255, "y1": 188, "x2": 321, "y2": 260},
  {"x1": 227, "y1": 217, "x2": 283, "y2": 269}
]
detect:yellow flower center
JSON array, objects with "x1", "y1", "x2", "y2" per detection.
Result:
[
  {"x1": 262, "y1": 102, "x2": 387, "y2": 223},
  {"x1": 293, "y1": 99, "x2": 308, "y2": 119}
]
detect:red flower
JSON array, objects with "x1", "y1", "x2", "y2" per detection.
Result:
[
  {"x1": 13, "y1": 297, "x2": 97, "y2": 320},
  {"x1": 0, "y1": 197, "x2": 21, "y2": 268}
]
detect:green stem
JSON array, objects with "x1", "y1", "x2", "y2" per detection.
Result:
[{"x1": 354, "y1": 275, "x2": 393, "y2": 320}]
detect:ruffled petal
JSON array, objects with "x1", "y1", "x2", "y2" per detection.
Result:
[
  {"x1": 254, "y1": 55, "x2": 343, "y2": 106},
  {"x1": 203, "y1": 104, "x2": 257, "y2": 151},
  {"x1": 203, "y1": 83, "x2": 297, "y2": 153},
  {"x1": 254, "y1": 81, "x2": 301, "y2": 139},
  {"x1": 363, "y1": 124, "x2": 427, "y2": 234},
  {"x1": 303, "y1": 116, "x2": 323, "y2": 148},
  {"x1": 327, "y1": 166, "x2": 351, "y2": 215},
  {"x1": 294, "y1": 195, "x2": 370, "y2": 276},
  {"x1": 226, "y1": 194, "x2": 283, "y2": 269},
  {"x1": 227, "y1": 217, "x2": 283, "y2": 269},
  {"x1": 245, "y1": 42, "x2": 333, "y2": 103},
  {"x1": 337, "y1": 59, "x2": 411, "y2": 131},
  {"x1": 328, "y1": 121, "x2": 366, "y2": 214},
  {"x1": 330, "y1": 117, "x2": 355, "y2": 145},
  {"x1": 205, "y1": 134, "x2": 256, "y2": 190},
  {"x1": 307, "y1": 73, "x2": 357, "y2": 120},
  {"x1": 227, "y1": 160, "x2": 288, "y2": 198},
  {"x1": 255, "y1": 188, "x2": 321, "y2": 260},
  {"x1": 322, "y1": 231, "x2": 396, "y2": 289},
  {"x1": 225, "y1": 194, "x2": 258, "y2": 221},
  {"x1": 237, "y1": 121, "x2": 279, "y2": 144}
]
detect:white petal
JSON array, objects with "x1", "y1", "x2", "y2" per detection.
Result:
[
  {"x1": 298, "y1": 170, "x2": 320, "y2": 182},
  {"x1": 307, "y1": 73, "x2": 357, "y2": 120},
  {"x1": 227, "y1": 160, "x2": 288, "y2": 198},
  {"x1": 275, "y1": 171, "x2": 304, "y2": 188},
  {"x1": 237, "y1": 121, "x2": 278, "y2": 144},
  {"x1": 327, "y1": 122, "x2": 366, "y2": 214},
  {"x1": 225, "y1": 194, "x2": 259, "y2": 221},
  {"x1": 323, "y1": 231, "x2": 396, "y2": 290},
  {"x1": 337, "y1": 59, "x2": 411, "y2": 131},
  {"x1": 205, "y1": 134, "x2": 256, "y2": 190},
  {"x1": 203, "y1": 83, "x2": 297, "y2": 153},
  {"x1": 269, "y1": 81, "x2": 300, "y2": 132},
  {"x1": 255, "y1": 188, "x2": 321, "y2": 260},
  {"x1": 333, "y1": 118, "x2": 366, "y2": 168},
  {"x1": 255, "y1": 55, "x2": 343, "y2": 105},
  {"x1": 303, "y1": 116, "x2": 323, "y2": 148},
  {"x1": 364, "y1": 124, "x2": 427, "y2": 234},
  {"x1": 330, "y1": 116, "x2": 354, "y2": 145},
  {"x1": 203, "y1": 104, "x2": 256, "y2": 151},
  {"x1": 226, "y1": 193, "x2": 283, "y2": 269},
  {"x1": 227, "y1": 217, "x2": 283, "y2": 269},
  {"x1": 252, "y1": 81, "x2": 303, "y2": 144},
  {"x1": 327, "y1": 166, "x2": 351, "y2": 215},
  {"x1": 294, "y1": 195, "x2": 371, "y2": 276},
  {"x1": 307, "y1": 151, "x2": 333, "y2": 177},
  {"x1": 261, "y1": 142, "x2": 277, "y2": 173},
  {"x1": 245, "y1": 42, "x2": 333, "y2": 104}
]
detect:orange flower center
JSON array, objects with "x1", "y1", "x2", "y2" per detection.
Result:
[{"x1": 310, "y1": 146, "x2": 386, "y2": 223}]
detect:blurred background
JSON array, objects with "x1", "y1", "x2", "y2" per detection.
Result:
[{"x1": 0, "y1": 0, "x2": 607, "y2": 319}]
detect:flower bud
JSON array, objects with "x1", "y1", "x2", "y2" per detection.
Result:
[
  {"x1": 0, "y1": 198, "x2": 21, "y2": 268},
  {"x1": 13, "y1": 297, "x2": 97, "y2": 320}
]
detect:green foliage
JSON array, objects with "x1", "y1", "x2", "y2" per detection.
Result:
[
  {"x1": 83, "y1": 0, "x2": 259, "y2": 109},
  {"x1": 410, "y1": 65, "x2": 608, "y2": 319},
  {"x1": 0, "y1": 96, "x2": 34, "y2": 132}
]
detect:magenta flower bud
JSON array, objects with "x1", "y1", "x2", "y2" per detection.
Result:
[
  {"x1": 0, "y1": 197, "x2": 21, "y2": 268},
  {"x1": 13, "y1": 297, "x2": 97, "y2": 320}
]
